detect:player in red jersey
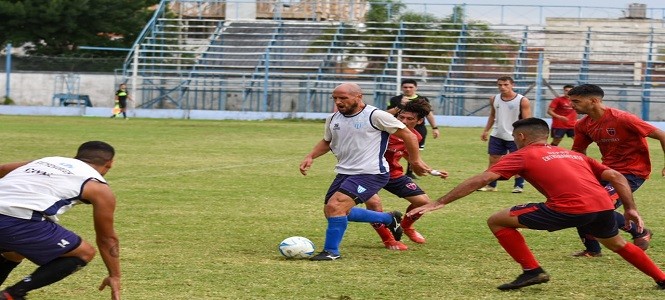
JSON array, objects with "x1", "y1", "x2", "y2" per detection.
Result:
[
  {"x1": 355, "y1": 99, "x2": 448, "y2": 251},
  {"x1": 569, "y1": 84, "x2": 665, "y2": 257},
  {"x1": 408, "y1": 118, "x2": 665, "y2": 290},
  {"x1": 547, "y1": 84, "x2": 576, "y2": 146}
]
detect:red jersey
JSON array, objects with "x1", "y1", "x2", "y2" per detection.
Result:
[
  {"x1": 489, "y1": 144, "x2": 614, "y2": 214},
  {"x1": 549, "y1": 96, "x2": 577, "y2": 129},
  {"x1": 385, "y1": 129, "x2": 422, "y2": 179},
  {"x1": 572, "y1": 108, "x2": 657, "y2": 178}
]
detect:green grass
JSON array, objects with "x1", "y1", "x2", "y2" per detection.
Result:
[{"x1": 1, "y1": 115, "x2": 664, "y2": 299}]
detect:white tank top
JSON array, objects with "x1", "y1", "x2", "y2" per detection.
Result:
[
  {"x1": 491, "y1": 93, "x2": 524, "y2": 141},
  {"x1": 324, "y1": 105, "x2": 406, "y2": 175},
  {"x1": 0, "y1": 157, "x2": 106, "y2": 221}
]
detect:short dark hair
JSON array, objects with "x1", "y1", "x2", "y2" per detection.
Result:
[
  {"x1": 567, "y1": 84, "x2": 604, "y2": 98},
  {"x1": 512, "y1": 118, "x2": 550, "y2": 136},
  {"x1": 75, "y1": 141, "x2": 115, "y2": 166},
  {"x1": 402, "y1": 98, "x2": 431, "y2": 119},
  {"x1": 497, "y1": 76, "x2": 514, "y2": 83},
  {"x1": 401, "y1": 79, "x2": 418, "y2": 87},
  {"x1": 563, "y1": 84, "x2": 574, "y2": 89}
]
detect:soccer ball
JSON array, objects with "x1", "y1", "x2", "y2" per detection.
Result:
[{"x1": 279, "y1": 236, "x2": 315, "y2": 259}]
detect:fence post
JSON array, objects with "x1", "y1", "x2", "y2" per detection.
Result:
[{"x1": 535, "y1": 51, "x2": 544, "y2": 118}]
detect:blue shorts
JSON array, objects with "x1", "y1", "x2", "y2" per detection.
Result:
[
  {"x1": 510, "y1": 203, "x2": 619, "y2": 239},
  {"x1": 488, "y1": 136, "x2": 517, "y2": 156},
  {"x1": 602, "y1": 174, "x2": 646, "y2": 208},
  {"x1": 551, "y1": 128, "x2": 575, "y2": 139},
  {"x1": 325, "y1": 173, "x2": 390, "y2": 204},
  {"x1": 0, "y1": 215, "x2": 82, "y2": 265},
  {"x1": 383, "y1": 176, "x2": 425, "y2": 198}
]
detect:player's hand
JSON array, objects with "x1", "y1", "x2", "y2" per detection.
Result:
[
  {"x1": 406, "y1": 202, "x2": 445, "y2": 218},
  {"x1": 400, "y1": 97, "x2": 410, "y2": 107},
  {"x1": 299, "y1": 157, "x2": 313, "y2": 176},
  {"x1": 432, "y1": 128, "x2": 440, "y2": 139},
  {"x1": 409, "y1": 159, "x2": 430, "y2": 176},
  {"x1": 623, "y1": 208, "x2": 644, "y2": 234},
  {"x1": 558, "y1": 115, "x2": 568, "y2": 121},
  {"x1": 429, "y1": 169, "x2": 449, "y2": 179},
  {"x1": 99, "y1": 276, "x2": 121, "y2": 300},
  {"x1": 481, "y1": 131, "x2": 489, "y2": 141}
]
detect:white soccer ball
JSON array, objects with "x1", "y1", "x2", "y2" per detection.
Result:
[{"x1": 279, "y1": 236, "x2": 315, "y2": 259}]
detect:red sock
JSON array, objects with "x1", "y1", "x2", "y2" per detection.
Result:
[
  {"x1": 493, "y1": 228, "x2": 540, "y2": 270},
  {"x1": 401, "y1": 204, "x2": 418, "y2": 229},
  {"x1": 372, "y1": 223, "x2": 395, "y2": 243},
  {"x1": 616, "y1": 243, "x2": 665, "y2": 281}
]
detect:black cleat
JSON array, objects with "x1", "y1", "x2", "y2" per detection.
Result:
[
  {"x1": 387, "y1": 211, "x2": 404, "y2": 241},
  {"x1": 497, "y1": 270, "x2": 550, "y2": 290},
  {"x1": 309, "y1": 250, "x2": 341, "y2": 261},
  {"x1": 657, "y1": 280, "x2": 665, "y2": 289}
]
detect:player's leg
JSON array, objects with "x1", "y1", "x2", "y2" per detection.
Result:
[
  {"x1": 362, "y1": 195, "x2": 407, "y2": 250},
  {"x1": 550, "y1": 128, "x2": 564, "y2": 146},
  {"x1": 0, "y1": 252, "x2": 22, "y2": 285},
  {"x1": 0, "y1": 218, "x2": 91, "y2": 299},
  {"x1": 589, "y1": 210, "x2": 665, "y2": 287},
  {"x1": 506, "y1": 141, "x2": 525, "y2": 193},
  {"x1": 478, "y1": 137, "x2": 504, "y2": 191}
]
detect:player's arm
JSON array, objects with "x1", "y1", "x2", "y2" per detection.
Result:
[
  {"x1": 646, "y1": 129, "x2": 665, "y2": 177},
  {"x1": 407, "y1": 171, "x2": 501, "y2": 217},
  {"x1": 481, "y1": 97, "x2": 495, "y2": 141},
  {"x1": 82, "y1": 180, "x2": 121, "y2": 300},
  {"x1": 547, "y1": 103, "x2": 566, "y2": 121},
  {"x1": 571, "y1": 123, "x2": 591, "y2": 154},
  {"x1": 299, "y1": 139, "x2": 331, "y2": 176},
  {"x1": 519, "y1": 97, "x2": 532, "y2": 119},
  {"x1": 425, "y1": 111, "x2": 440, "y2": 138},
  {"x1": 0, "y1": 161, "x2": 31, "y2": 178},
  {"x1": 600, "y1": 168, "x2": 643, "y2": 233},
  {"x1": 392, "y1": 127, "x2": 429, "y2": 176}
]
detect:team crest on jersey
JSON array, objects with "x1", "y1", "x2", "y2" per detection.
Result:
[
  {"x1": 406, "y1": 183, "x2": 417, "y2": 190},
  {"x1": 332, "y1": 123, "x2": 340, "y2": 130},
  {"x1": 357, "y1": 185, "x2": 367, "y2": 194},
  {"x1": 606, "y1": 128, "x2": 616, "y2": 136},
  {"x1": 354, "y1": 121, "x2": 364, "y2": 129}
]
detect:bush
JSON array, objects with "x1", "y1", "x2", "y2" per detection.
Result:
[{"x1": 2, "y1": 96, "x2": 15, "y2": 105}]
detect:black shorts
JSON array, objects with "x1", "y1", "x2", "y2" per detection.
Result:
[
  {"x1": 383, "y1": 176, "x2": 425, "y2": 198},
  {"x1": 118, "y1": 99, "x2": 127, "y2": 109},
  {"x1": 510, "y1": 203, "x2": 618, "y2": 239}
]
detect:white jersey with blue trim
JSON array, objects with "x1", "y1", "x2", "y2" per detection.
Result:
[
  {"x1": 0, "y1": 156, "x2": 106, "y2": 221},
  {"x1": 324, "y1": 104, "x2": 406, "y2": 175},
  {"x1": 491, "y1": 93, "x2": 524, "y2": 141}
]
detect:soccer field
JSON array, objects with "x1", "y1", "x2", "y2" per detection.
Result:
[{"x1": 1, "y1": 115, "x2": 664, "y2": 299}]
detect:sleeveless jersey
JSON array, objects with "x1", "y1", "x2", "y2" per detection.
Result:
[
  {"x1": 491, "y1": 93, "x2": 524, "y2": 141},
  {"x1": 0, "y1": 157, "x2": 106, "y2": 221},
  {"x1": 324, "y1": 105, "x2": 406, "y2": 175}
]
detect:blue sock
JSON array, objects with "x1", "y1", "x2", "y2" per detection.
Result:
[
  {"x1": 614, "y1": 211, "x2": 642, "y2": 238},
  {"x1": 323, "y1": 216, "x2": 348, "y2": 255},
  {"x1": 514, "y1": 177, "x2": 525, "y2": 188},
  {"x1": 489, "y1": 180, "x2": 497, "y2": 188},
  {"x1": 577, "y1": 227, "x2": 602, "y2": 253},
  {"x1": 347, "y1": 207, "x2": 391, "y2": 224}
]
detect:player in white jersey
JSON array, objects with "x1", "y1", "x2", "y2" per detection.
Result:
[
  {"x1": 300, "y1": 83, "x2": 431, "y2": 261},
  {"x1": 479, "y1": 76, "x2": 531, "y2": 193},
  {"x1": 0, "y1": 141, "x2": 120, "y2": 300}
]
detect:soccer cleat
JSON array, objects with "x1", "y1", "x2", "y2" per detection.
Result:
[
  {"x1": 404, "y1": 228, "x2": 426, "y2": 244},
  {"x1": 0, "y1": 290, "x2": 24, "y2": 300},
  {"x1": 657, "y1": 280, "x2": 665, "y2": 289},
  {"x1": 512, "y1": 187, "x2": 524, "y2": 193},
  {"x1": 477, "y1": 185, "x2": 498, "y2": 192},
  {"x1": 384, "y1": 240, "x2": 408, "y2": 251},
  {"x1": 633, "y1": 229, "x2": 653, "y2": 251},
  {"x1": 572, "y1": 250, "x2": 602, "y2": 257},
  {"x1": 387, "y1": 211, "x2": 404, "y2": 241},
  {"x1": 497, "y1": 270, "x2": 550, "y2": 290},
  {"x1": 309, "y1": 250, "x2": 341, "y2": 261}
]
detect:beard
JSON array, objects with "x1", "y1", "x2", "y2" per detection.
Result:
[{"x1": 338, "y1": 102, "x2": 359, "y2": 115}]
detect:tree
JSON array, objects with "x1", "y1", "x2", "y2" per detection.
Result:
[{"x1": 0, "y1": 0, "x2": 160, "y2": 56}]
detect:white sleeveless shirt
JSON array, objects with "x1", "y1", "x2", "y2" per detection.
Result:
[
  {"x1": 0, "y1": 157, "x2": 106, "y2": 221},
  {"x1": 491, "y1": 93, "x2": 524, "y2": 141},
  {"x1": 324, "y1": 105, "x2": 406, "y2": 175}
]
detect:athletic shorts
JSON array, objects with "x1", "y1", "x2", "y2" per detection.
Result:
[
  {"x1": 0, "y1": 214, "x2": 82, "y2": 265},
  {"x1": 383, "y1": 175, "x2": 425, "y2": 198},
  {"x1": 510, "y1": 203, "x2": 618, "y2": 239},
  {"x1": 488, "y1": 136, "x2": 517, "y2": 156},
  {"x1": 551, "y1": 128, "x2": 575, "y2": 139},
  {"x1": 118, "y1": 99, "x2": 127, "y2": 109},
  {"x1": 602, "y1": 174, "x2": 646, "y2": 208},
  {"x1": 325, "y1": 173, "x2": 390, "y2": 205}
]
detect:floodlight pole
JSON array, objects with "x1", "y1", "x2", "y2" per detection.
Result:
[{"x1": 4, "y1": 44, "x2": 10, "y2": 100}]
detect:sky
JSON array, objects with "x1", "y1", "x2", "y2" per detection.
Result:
[{"x1": 403, "y1": 1, "x2": 665, "y2": 25}]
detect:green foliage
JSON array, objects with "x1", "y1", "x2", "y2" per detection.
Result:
[
  {"x1": 0, "y1": 0, "x2": 160, "y2": 56},
  {"x1": 2, "y1": 96, "x2": 15, "y2": 105},
  {"x1": 0, "y1": 116, "x2": 664, "y2": 299}
]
